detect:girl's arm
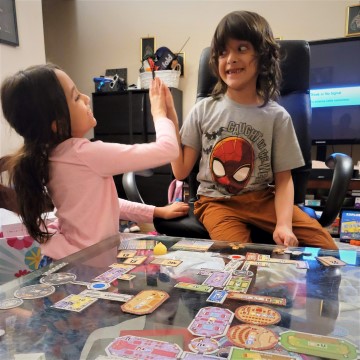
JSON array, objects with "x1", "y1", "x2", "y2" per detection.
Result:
[
  {"x1": 273, "y1": 170, "x2": 299, "y2": 247},
  {"x1": 119, "y1": 198, "x2": 189, "y2": 223}
]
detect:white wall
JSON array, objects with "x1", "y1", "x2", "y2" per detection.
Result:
[
  {"x1": 0, "y1": 0, "x2": 46, "y2": 158},
  {"x1": 1, "y1": 1, "x2": 358, "y2": 161},
  {"x1": 41, "y1": 0, "x2": 360, "y2": 161}
]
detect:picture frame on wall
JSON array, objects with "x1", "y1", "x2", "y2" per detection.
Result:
[
  {"x1": 0, "y1": 0, "x2": 19, "y2": 46},
  {"x1": 346, "y1": 4, "x2": 360, "y2": 36},
  {"x1": 141, "y1": 37, "x2": 156, "y2": 61}
]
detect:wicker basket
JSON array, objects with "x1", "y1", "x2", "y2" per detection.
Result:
[{"x1": 139, "y1": 64, "x2": 181, "y2": 89}]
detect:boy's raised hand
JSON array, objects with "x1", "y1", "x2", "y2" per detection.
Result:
[
  {"x1": 164, "y1": 84, "x2": 178, "y2": 126},
  {"x1": 149, "y1": 77, "x2": 167, "y2": 120}
]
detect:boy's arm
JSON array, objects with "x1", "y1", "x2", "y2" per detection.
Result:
[
  {"x1": 273, "y1": 170, "x2": 299, "y2": 247},
  {"x1": 164, "y1": 86, "x2": 199, "y2": 180}
]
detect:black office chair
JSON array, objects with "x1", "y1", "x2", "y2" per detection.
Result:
[{"x1": 123, "y1": 40, "x2": 353, "y2": 241}]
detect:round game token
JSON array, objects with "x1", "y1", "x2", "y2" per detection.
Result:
[
  {"x1": 228, "y1": 254, "x2": 245, "y2": 260},
  {"x1": 227, "y1": 324, "x2": 278, "y2": 350},
  {"x1": 0, "y1": 297, "x2": 24, "y2": 309},
  {"x1": 232, "y1": 270, "x2": 254, "y2": 277},
  {"x1": 40, "y1": 272, "x2": 77, "y2": 285},
  {"x1": 189, "y1": 337, "x2": 219, "y2": 354},
  {"x1": 88, "y1": 282, "x2": 110, "y2": 291},
  {"x1": 14, "y1": 284, "x2": 55, "y2": 300},
  {"x1": 235, "y1": 305, "x2": 281, "y2": 326}
]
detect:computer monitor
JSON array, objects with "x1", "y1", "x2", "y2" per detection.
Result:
[{"x1": 309, "y1": 37, "x2": 360, "y2": 160}]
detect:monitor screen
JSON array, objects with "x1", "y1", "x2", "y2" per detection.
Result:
[{"x1": 309, "y1": 37, "x2": 360, "y2": 145}]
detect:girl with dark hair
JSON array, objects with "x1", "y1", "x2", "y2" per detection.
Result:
[
  {"x1": 1, "y1": 64, "x2": 189, "y2": 260},
  {"x1": 170, "y1": 11, "x2": 337, "y2": 249}
]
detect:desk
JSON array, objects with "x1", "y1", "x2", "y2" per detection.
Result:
[
  {"x1": 308, "y1": 178, "x2": 360, "y2": 191},
  {"x1": 0, "y1": 234, "x2": 359, "y2": 359}
]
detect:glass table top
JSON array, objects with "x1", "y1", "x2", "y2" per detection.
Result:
[{"x1": 0, "y1": 233, "x2": 359, "y2": 360}]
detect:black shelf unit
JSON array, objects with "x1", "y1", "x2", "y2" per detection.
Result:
[{"x1": 92, "y1": 88, "x2": 182, "y2": 207}]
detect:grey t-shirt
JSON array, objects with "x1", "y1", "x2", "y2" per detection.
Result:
[{"x1": 180, "y1": 95, "x2": 305, "y2": 198}]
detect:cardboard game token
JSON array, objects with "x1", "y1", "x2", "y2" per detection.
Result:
[
  {"x1": 188, "y1": 306, "x2": 234, "y2": 338},
  {"x1": 121, "y1": 289, "x2": 169, "y2": 315},
  {"x1": 40, "y1": 272, "x2": 77, "y2": 285},
  {"x1": 88, "y1": 282, "x2": 110, "y2": 291},
  {"x1": 227, "y1": 292, "x2": 287, "y2": 306},
  {"x1": 0, "y1": 297, "x2": 24, "y2": 309},
  {"x1": 189, "y1": 337, "x2": 219, "y2": 354},
  {"x1": 235, "y1": 305, "x2": 281, "y2": 326},
  {"x1": 227, "y1": 324, "x2": 278, "y2": 350},
  {"x1": 106, "y1": 335, "x2": 182, "y2": 359},
  {"x1": 228, "y1": 254, "x2": 245, "y2": 261},
  {"x1": 279, "y1": 330, "x2": 358, "y2": 360},
  {"x1": 14, "y1": 284, "x2": 56, "y2": 300}
]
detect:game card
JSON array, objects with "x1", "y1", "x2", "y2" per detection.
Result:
[
  {"x1": 225, "y1": 276, "x2": 252, "y2": 293},
  {"x1": 151, "y1": 258, "x2": 182, "y2": 267},
  {"x1": 175, "y1": 282, "x2": 213, "y2": 293},
  {"x1": 197, "y1": 268, "x2": 216, "y2": 276},
  {"x1": 93, "y1": 268, "x2": 130, "y2": 283},
  {"x1": 226, "y1": 292, "x2": 287, "y2": 306},
  {"x1": 169, "y1": 239, "x2": 214, "y2": 252},
  {"x1": 207, "y1": 290, "x2": 228, "y2": 304},
  {"x1": 109, "y1": 263, "x2": 135, "y2": 271},
  {"x1": 80, "y1": 290, "x2": 133, "y2": 302},
  {"x1": 117, "y1": 250, "x2": 137, "y2": 258},
  {"x1": 123, "y1": 256, "x2": 147, "y2": 265},
  {"x1": 224, "y1": 259, "x2": 243, "y2": 272},
  {"x1": 202, "y1": 271, "x2": 231, "y2": 288},
  {"x1": 316, "y1": 256, "x2": 347, "y2": 266},
  {"x1": 51, "y1": 294, "x2": 97, "y2": 312}
]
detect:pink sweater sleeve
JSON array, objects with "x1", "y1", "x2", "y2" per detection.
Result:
[
  {"x1": 72, "y1": 118, "x2": 179, "y2": 176},
  {"x1": 119, "y1": 198, "x2": 155, "y2": 223}
]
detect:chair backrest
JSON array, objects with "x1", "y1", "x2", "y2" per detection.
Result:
[{"x1": 193, "y1": 40, "x2": 312, "y2": 204}]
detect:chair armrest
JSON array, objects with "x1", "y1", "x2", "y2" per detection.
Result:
[
  {"x1": 317, "y1": 153, "x2": 353, "y2": 227},
  {"x1": 121, "y1": 170, "x2": 153, "y2": 204}
]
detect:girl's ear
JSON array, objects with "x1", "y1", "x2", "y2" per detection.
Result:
[{"x1": 51, "y1": 120, "x2": 57, "y2": 133}]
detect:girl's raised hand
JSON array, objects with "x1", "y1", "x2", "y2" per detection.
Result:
[{"x1": 149, "y1": 77, "x2": 167, "y2": 120}]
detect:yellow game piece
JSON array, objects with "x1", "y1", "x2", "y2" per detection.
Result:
[{"x1": 153, "y1": 242, "x2": 167, "y2": 255}]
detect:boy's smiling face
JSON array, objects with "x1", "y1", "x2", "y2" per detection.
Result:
[
  {"x1": 218, "y1": 38, "x2": 259, "y2": 103},
  {"x1": 55, "y1": 69, "x2": 97, "y2": 138}
]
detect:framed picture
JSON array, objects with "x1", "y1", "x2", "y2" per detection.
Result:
[
  {"x1": 141, "y1": 37, "x2": 156, "y2": 61},
  {"x1": 176, "y1": 52, "x2": 185, "y2": 77},
  {"x1": 346, "y1": 4, "x2": 360, "y2": 36},
  {"x1": 0, "y1": 0, "x2": 19, "y2": 46}
]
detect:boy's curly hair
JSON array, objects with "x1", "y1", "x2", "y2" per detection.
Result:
[{"x1": 209, "y1": 10, "x2": 281, "y2": 106}]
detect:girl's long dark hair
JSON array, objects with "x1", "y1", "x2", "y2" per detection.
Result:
[
  {"x1": 210, "y1": 10, "x2": 281, "y2": 106},
  {"x1": 1, "y1": 64, "x2": 71, "y2": 243}
]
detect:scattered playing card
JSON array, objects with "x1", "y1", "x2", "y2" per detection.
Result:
[{"x1": 51, "y1": 294, "x2": 97, "y2": 312}]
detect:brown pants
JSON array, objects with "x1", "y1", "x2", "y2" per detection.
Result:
[{"x1": 194, "y1": 188, "x2": 337, "y2": 250}]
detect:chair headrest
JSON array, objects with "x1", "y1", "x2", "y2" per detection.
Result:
[{"x1": 196, "y1": 40, "x2": 310, "y2": 101}]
